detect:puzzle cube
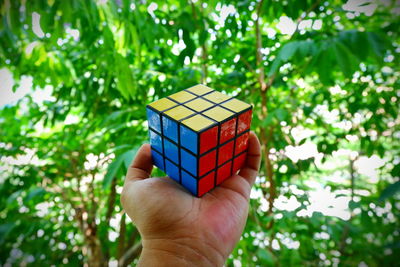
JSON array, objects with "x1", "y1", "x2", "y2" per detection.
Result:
[{"x1": 146, "y1": 84, "x2": 252, "y2": 197}]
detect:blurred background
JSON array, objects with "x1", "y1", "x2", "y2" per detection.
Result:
[{"x1": 0, "y1": 0, "x2": 399, "y2": 266}]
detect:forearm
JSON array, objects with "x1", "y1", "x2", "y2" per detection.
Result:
[{"x1": 138, "y1": 238, "x2": 225, "y2": 267}]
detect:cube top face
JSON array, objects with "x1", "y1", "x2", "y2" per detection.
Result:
[
  {"x1": 164, "y1": 105, "x2": 195, "y2": 121},
  {"x1": 186, "y1": 84, "x2": 214, "y2": 96},
  {"x1": 184, "y1": 98, "x2": 214, "y2": 112},
  {"x1": 181, "y1": 114, "x2": 216, "y2": 132},
  {"x1": 169, "y1": 91, "x2": 197, "y2": 103},
  {"x1": 202, "y1": 106, "x2": 234, "y2": 122},
  {"x1": 203, "y1": 91, "x2": 232, "y2": 103},
  {"x1": 148, "y1": 97, "x2": 177, "y2": 111},
  {"x1": 221, "y1": 98, "x2": 251, "y2": 113},
  {"x1": 146, "y1": 84, "x2": 253, "y2": 197}
]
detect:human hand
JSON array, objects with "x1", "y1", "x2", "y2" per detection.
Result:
[{"x1": 121, "y1": 132, "x2": 261, "y2": 267}]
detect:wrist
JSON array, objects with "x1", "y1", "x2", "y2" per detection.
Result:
[{"x1": 138, "y1": 237, "x2": 225, "y2": 267}]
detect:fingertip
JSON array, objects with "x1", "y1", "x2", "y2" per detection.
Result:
[
  {"x1": 249, "y1": 131, "x2": 261, "y2": 149},
  {"x1": 237, "y1": 131, "x2": 261, "y2": 186},
  {"x1": 125, "y1": 143, "x2": 154, "y2": 183}
]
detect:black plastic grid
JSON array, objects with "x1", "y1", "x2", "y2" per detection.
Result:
[
  {"x1": 146, "y1": 87, "x2": 253, "y2": 195},
  {"x1": 150, "y1": 127, "x2": 250, "y2": 179},
  {"x1": 151, "y1": 145, "x2": 248, "y2": 181}
]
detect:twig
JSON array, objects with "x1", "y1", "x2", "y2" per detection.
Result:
[
  {"x1": 118, "y1": 242, "x2": 143, "y2": 267},
  {"x1": 117, "y1": 213, "x2": 127, "y2": 260}
]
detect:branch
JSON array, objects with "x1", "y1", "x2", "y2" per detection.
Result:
[
  {"x1": 126, "y1": 225, "x2": 140, "y2": 251},
  {"x1": 190, "y1": 0, "x2": 208, "y2": 84},
  {"x1": 255, "y1": 0, "x2": 267, "y2": 91},
  {"x1": 105, "y1": 177, "x2": 117, "y2": 226},
  {"x1": 339, "y1": 156, "x2": 358, "y2": 256},
  {"x1": 255, "y1": 0, "x2": 277, "y2": 232},
  {"x1": 117, "y1": 213, "x2": 127, "y2": 260},
  {"x1": 118, "y1": 241, "x2": 143, "y2": 267}
]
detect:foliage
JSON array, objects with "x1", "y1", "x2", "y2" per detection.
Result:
[{"x1": 0, "y1": 0, "x2": 399, "y2": 266}]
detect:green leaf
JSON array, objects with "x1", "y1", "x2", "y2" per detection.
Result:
[
  {"x1": 298, "y1": 40, "x2": 317, "y2": 57},
  {"x1": 103, "y1": 148, "x2": 138, "y2": 188},
  {"x1": 279, "y1": 41, "x2": 299, "y2": 61},
  {"x1": 348, "y1": 200, "x2": 360, "y2": 210},
  {"x1": 334, "y1": 41, "x2": 356, "y2": 77},
  {"x1": 7, "y1": 190, "x2": 22, "y2": 204},
  {"x1": 24, "y1": 187, "x2": 46, "y2": 202},
  {"x1": 257, "y1": 249, "x2": 274, "y2": 265},
  {"x1": 262, "y1": 113, "x2": 275, "y2": 127},
  {"x1": 367, "y1": 32, "x2": 385, "y2": 58},
  {"x1": 115, "y1": 53, "x2": 136, "y2": 99},
  {"x1": 182, "y1": 29, "x2": 196, "y2": 60},
  {"x1": 390, "y1": 164, "x2": 400, "y2": 178},
  {"x1": 103, "y1": 157, "x2": 123, "y2": 188},
  {"x1": 0, "y1": 223, "x2": 15, "y2": 245},
  {"x1": 123, "y1": 149, "x2": 138, "y2": 169},
  {"x1": 275, "y1": 108, "x2": 288, "y2": 121},
  {"x1": 315, "y1": 43, "x2": 335, "y2": 84},
  {"x1": 268, "y1": 57, "x2": 282, "y2": 77},
  {"x1": 268, "y1": 41, "x2": 300, "y2": 76},
  {"x1": 379, "y1": 181, "x2": 400, "y2": 201}
]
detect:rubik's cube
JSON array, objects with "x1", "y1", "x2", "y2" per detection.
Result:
[{"x1": 146, "y1": 84, "x2": 252, "y2": 197}]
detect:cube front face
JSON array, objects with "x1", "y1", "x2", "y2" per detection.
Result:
[{"x1": 146, "y1": 84, "x2": 252, "y2": 197}]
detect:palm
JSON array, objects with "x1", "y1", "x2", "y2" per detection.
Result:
[
  {"x1": 121, "y1": 132, "x2": 261, "y2": 262},
  {"x1": 129, "y1": 173, "x2": 251, "y2": 257}
]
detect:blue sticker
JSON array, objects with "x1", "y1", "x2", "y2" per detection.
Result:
[
  {"x1": 164, "y1": 139, "x2": 179, "y2": 163},
  {"x1": 181, "y1": 170, "x2": 197, "y2": 196},
  {"x1": 162, "y1": 116, "x2": 178, "y2": 143},
  {"x1": 149, "y1": 129, "x2": 163, "y2": 153},
  {"x1": 151, "y1": 149, "x2": 164, "y2": 171},
  {"x1": 180, "y1": 149, "x2": 197, "y2": 177},
  {"x1": 180, "y1": 125, "x2": 198, "y2": 154},
  {"x1": 165, "y1": 159, "x2": 180, "y2": 183},
  {"x1": 147, "y1": 108, "x2": 161, "y2": 132}
]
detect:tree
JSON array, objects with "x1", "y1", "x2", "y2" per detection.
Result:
[{"x1": 0, "y1": 0, "x2": 399, "y2": 266}]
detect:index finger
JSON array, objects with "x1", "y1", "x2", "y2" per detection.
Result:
[
  {"x1": 238, "y1": 131, "x2": 261, "y2": 186},
  {"x1": 124, "y1": 144, "x2": 154, "y2": 184}
]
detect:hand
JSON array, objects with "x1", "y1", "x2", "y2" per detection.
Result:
[{"x1": 121, "y1": 132, "x2": 261, "y2": 267}]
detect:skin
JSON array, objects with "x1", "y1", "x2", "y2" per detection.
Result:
[{"x1": 121, "y1": 132, "x2": 261, "y2": 266}]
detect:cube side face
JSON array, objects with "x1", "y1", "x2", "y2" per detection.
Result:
[
  {"x1": 198, "y1": 149, "x2": 216, "y2": 177},
  {"x1": 233, "y1": 151, "x2": 247, "y2": 174},
  {"x1": 199, "y1": 126, "x2": 218, "y2": 154},
  {"x1": 235, "y1": 131, "x2": 250, "y2": 156},
  {"x1": 149, "y1": 128, "x2": 163, "y2": 154},
  {"x1": 181, "y1": 148, "x2": 197, "y2": 177},
  {"x1": 237, "y1": 109, "x2": 253, "y2": 135},
  {"x1": 216, "y1": 161, "x2": 232, "y2": 185},
  {"x1": 162, "y1": 117, "x2": 178, "y2": 143},
  {"x1": 218, "y1": 140, "x2": 234, "y2": 166},
  {"x1": 164, "y1": 138, "x2": 179, "y2": 163},
  {"x1": 219, "y1": 117, "x2": 237, "y2": 144},
  {"x1": 165, "y1": 159, "x2": 180, "y2": 182},
  {"x1": 147, "y1": 108, "x2": 161, "y2": 133},
  {"x1": 151, "y1": 149, "x2": 164, "y2": 171},
  {"x1": 181, "y1": 170, "x2": 198, "y2": 196},
  {"x1": 180, "y1": 126, "x2": 198, "y2": 154},
  {"x1": 198, "y1": 171, "x2": 215, "y2": 197},
  {"x1": 146, "y1": 85, "x2": 253, "y2": 197}
]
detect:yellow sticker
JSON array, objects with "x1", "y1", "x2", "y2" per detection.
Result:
[
  {"x1": 203, "y1": 91, "x2": 231, "y2": 103},
  {"x1": 186, "y1": 84, "x2": 214, "y2": 96},
  {"x1": 221, "y1": 98, "x2": 251, "y2": 113},
  {"x1": 148, "y1": 97, "x2": 177, "y2": 111},
  {"x1": 181, "y1": 114, "x2": 215, "y2": 131},
  {"x1": 202, "y1": 106, "x2": 234, "y2": 122},
  {"x1": 164, "y1": 105, "x2": 195, "y2": 121},
  {"x1": 184, "y1": 98, "x2": 215, "y2": 112},
  {"x1": 169, "y1": 91, "x2": 197, "y2": 103}
]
